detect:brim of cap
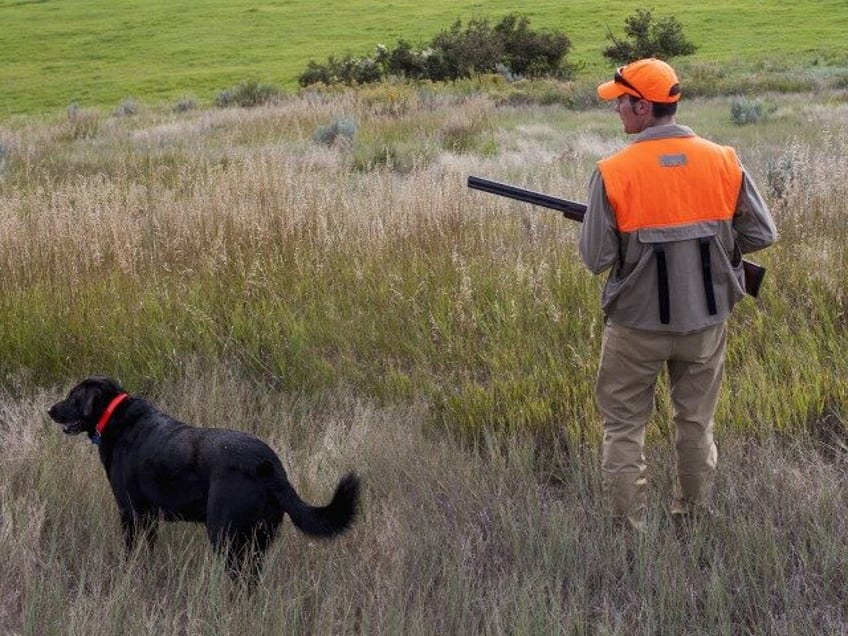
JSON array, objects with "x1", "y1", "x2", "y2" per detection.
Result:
[{"x1": 597, "y1": 79, "x2": 639, "y2": 101}]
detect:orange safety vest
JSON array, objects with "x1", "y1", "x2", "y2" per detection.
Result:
[
  {"x1": 598, "y1": 135, "x2": 742, "y2": 232},
  {"x1": 598, "y1": 134, "x2": 743, "y2": 325}
]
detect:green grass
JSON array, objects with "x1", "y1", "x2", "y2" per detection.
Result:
[{"x1": 2, "y1": 0, "x2": 848, "y2": 114}]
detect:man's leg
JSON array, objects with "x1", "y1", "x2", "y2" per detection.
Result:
[
  {"x1": 667, "y1": 322, "x2": 727, "y2": 518},
  {"x1": 596, "y1": 322, "x2": 668, "y2": 531}
]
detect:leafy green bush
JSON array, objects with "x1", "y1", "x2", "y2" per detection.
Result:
[
  {"x1": 603, "y1": 8, "x2": 697, "y2": 65},
  {"x1": 384, "y1": 40, "x2": 429, "y2": 80},
  {"x1": 495, "y1": 13, "x2": 573, "y2": 78},
  {"x1": 298, "y1": 13, "x2": 575, "y2": 88},
  {"x1": 299, "y1": 55, "x2": 383, "y2": 87}
]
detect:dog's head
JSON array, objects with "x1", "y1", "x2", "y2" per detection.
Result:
[{"x1": 48, "y1": 376, "x2": 127, "y2": 437}]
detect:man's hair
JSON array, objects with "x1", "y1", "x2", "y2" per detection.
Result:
[
  {"x1": 651, "y1": 100, "x2": 678, "y2": 118},
  {"x1": 629, "y1": 97, "x2": 678, "y2": 118}
]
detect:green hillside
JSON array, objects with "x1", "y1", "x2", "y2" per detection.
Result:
[{"x1": 1, "y1": 0, "x2": 847, "y2": 114}]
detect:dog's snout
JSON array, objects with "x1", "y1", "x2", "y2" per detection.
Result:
[{"x1": 48, "y1": 401, "x2": 67, "y2": 421}]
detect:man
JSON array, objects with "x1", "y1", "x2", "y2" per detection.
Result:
[{"x1": 579, "y1": 58, "x2": 777, "y2": 531}]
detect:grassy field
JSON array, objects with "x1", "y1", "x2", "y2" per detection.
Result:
[
  {"x1": 2, "y1": 0, "x2": 848, "y2": 114},
  {"x1": 1, "y1": 2, "x2": 848, "y2": 631},
  {"x1": 0, "y1": 70, "x2": 847, "y2": 631}
]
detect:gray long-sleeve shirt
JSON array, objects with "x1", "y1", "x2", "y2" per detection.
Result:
[{"x1": 579, "y1": 124, "x2": 777, "y2": 333}]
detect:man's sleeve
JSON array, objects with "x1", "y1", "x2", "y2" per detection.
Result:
[
  {"x1": 579, "y1": 168, "x2": 620, "y2": 275},
  {"x1": 734, "y1": 169, "x2": 778, "y2": 254}
]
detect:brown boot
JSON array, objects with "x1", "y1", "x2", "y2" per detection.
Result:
[
  {"x1": 671, "y1": 472, "x2": 716, "y2": 537},
  {"x1": 603, "y1": 470, "x2": 648, "y2": 532}
]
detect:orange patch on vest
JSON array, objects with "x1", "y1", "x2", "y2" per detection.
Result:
[{"x1": 598, "y1": 136, "x2": 742, "y2": 233}]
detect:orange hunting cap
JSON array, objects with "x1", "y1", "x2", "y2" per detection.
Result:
[{"x1": 597, "y1": 58, "x2": 681, "y2": 103}]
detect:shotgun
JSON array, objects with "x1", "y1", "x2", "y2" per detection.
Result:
[{"x1": 467, "y1": 175, "x2": 766, "y2": 298}]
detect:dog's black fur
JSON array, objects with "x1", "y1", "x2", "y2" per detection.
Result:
[{"x1": 48, "y1": 376, "x2": 359, "y2": 582}]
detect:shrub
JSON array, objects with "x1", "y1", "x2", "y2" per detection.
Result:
[
  {"x1": 385, "y1": 40, "x2": 429, "y2": 80},
  {"x1": 729, "y1": 96, "x2": 765, "y2": 125},
  {"x1": 351, "y1": 140, "x2": 420, "y2": 174},
  {"x1": 299, "y1": 13, "x2": 574, "y2": 88},
  {"x1": 358, "y1": 82, "x2": 419, "y2": 117},
  {"x1": 483, "y1": 77, "x2": 598, "y2": 109},
  {"x1": 64, "y1": 102, "x2": 100, "y2": 139},
  {"x1": 312, "y1": 116, "x2": 357, "y2": 147},
  {"x1": 833, "y1": 73, "x2": 848, "y2": 90},
  {"x1": 215, "y1": 81, "x2": 283, "y2": 108},
  {"x1": 299, "y1": 60, "x2": 335, "y2": 87},
  {"x1": 427, "y1": 17, "x2": 504, "y2": 80},
  {"x1": 765, "y1": 150, "x2": 797, "y2": 200},
  {"x1": 603, "y1": 8, "x2": 697, "y2": 65},
  {"x1": 173, "y1": 97, "x2": 198, "y2": 113},
  {"x1": 298, "y1": 55, "x2": 384, "y2": 87},
  {"x1": 113, "y1": 98, "x2": 139, "y2": 117},
  {"x1": 678, "y1": 62, "x2": 726, "y2": 98},
  {"x1": 495, "y1": 13, "x2": 573, "y2": 78}
]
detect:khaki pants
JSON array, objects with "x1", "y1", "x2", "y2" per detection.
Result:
[{"x1": 596, "y1": 320, "x2": 726, "y2": 530}]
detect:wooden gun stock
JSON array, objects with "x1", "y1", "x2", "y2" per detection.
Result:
[{"x1": 467, "y1": 175, "x2": 766, "y2": 298}]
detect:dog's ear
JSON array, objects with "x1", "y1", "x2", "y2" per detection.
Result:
[
  {"x1": 79, "y1": 376, "x2": 125, "y2": 420},
  {"x1": 80, "y1": 384, "x2": 99, "y2": 420}
]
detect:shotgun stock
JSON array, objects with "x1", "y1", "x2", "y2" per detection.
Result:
[{"x1": 467, "y1": 175, "x2": 765, "y2": 298}]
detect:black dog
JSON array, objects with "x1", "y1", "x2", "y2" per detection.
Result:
[{"x1": 48, "y1": 376, "x2": 359, "y2": 582}]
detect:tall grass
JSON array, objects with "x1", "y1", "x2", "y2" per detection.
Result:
[
  {"x1": 1, "y1": 89, "x2": 845, "y2": 437},
  {"x1": 0, "y1": 85, "x2": 847, "y2": 632},
  {"x1": 2, "y1": 373, "x2": 847, "y2": 634}
]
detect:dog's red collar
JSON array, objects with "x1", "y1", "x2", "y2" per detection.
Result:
[{"x1": 92, "y1": 393, "x2": 129, "y2": 445}]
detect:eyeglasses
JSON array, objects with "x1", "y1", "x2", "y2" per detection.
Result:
[{"x1": 614, "y1": 68, "x2": 645, "y2": 100}]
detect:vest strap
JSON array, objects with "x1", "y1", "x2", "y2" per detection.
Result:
[
  {"x1": 653, "y1": 244, "x2": 670, "y2": 325},
  {"x1": 699, "y1": 238, "x2": 718, "y2": 316}
]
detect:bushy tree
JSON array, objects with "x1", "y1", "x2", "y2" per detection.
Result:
[
  {"x1": 496, "y1": 13, "x2": 572, "y2": 78},
  {"x1": 426, "y1": 17, "x2": 503, "y2": 80},
  {"x1": 602, "y1": 8, "x2": 697, "y2": 65},
  {"x1": 384, "y1": 40, "x2": 428, "y2": 80}
]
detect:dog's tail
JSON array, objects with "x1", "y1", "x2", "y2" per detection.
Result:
[{"x1": 278, "y1": 472, "x2": 360, "y2": 537}]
